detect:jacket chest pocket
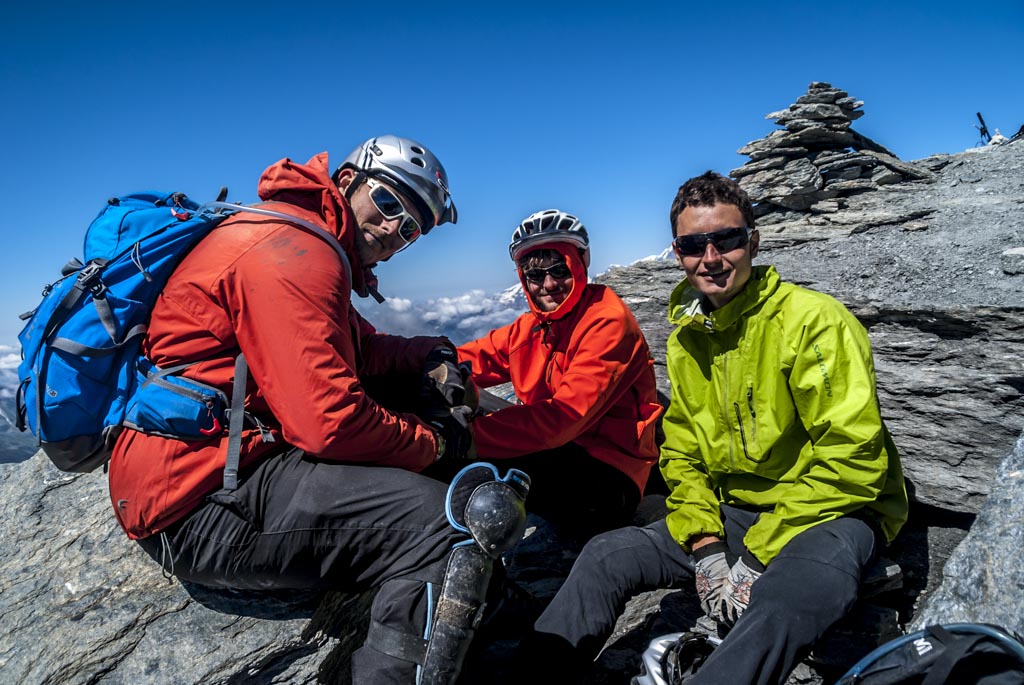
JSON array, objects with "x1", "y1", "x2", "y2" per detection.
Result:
[
  {"x1": 730, "y1": 375, "x2": 796, "y2": 473},
  {"x1": 733, "y1": 382, "x2": 764, "y2": 462}
]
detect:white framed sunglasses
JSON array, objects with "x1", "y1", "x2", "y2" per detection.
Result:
[{"x1": 365, "y1": 177, "x2": 422, "y2": 244}]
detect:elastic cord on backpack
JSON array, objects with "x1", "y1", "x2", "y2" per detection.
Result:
[{"x1": 158, "y1": 531, "x2": 175, "y2": 581}]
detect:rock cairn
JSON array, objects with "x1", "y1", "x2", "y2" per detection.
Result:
[{"x1": 732, "y1": 82, "x2": 934, "y2": 220}]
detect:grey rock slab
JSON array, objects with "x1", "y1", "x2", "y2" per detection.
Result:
[
  {"x1": 739, "y1": 157, "x2": 823, "y2": 202},
  {"x1": 730, "y1": 155, "x2": 788, "y2": 178},
  {"x1": 810, "y1": 200, "x2": 842, "y2": 214},
  {"x1": 797, "y1": 89, "x2": 849, "y2": 105},
  {"x1": 0, "y1": 456, "x2": 365, "y2": 685},
  {"x1": 784, "y1": 118, "x2": 853, "y2": 133},
  {"x1": 737, "y1": 130, "x2": 793, "y2": 156},
  {"x1": 825, "y1": 178, "x2": 879, "y2": 193},
  {"x1": 911, "y1": 432, "x2": 1024, "y2": 635},
  {"x1": 747, "y1": 145, "x2": 811, "y2": 162},
  {"x1": 823, "y1": 166, "x2": 869, "y2": 182},
  {"x1": 782, "y1": 103, "x2": 850, "y2": 121},
  {"x1": 872, "y1": 166, "x2": 904, "y2": 185},
  {"x1": 862, "y1": 150, "x2": 937, "y2": 182},
  {"x1": 1001, "y1": 247, "x2": 1024, "y2": 274},
  {"x1": 785, "y1": 125, "x2": 855, "y2": 148},
  {"x1": 814, "y1": 152, "x2": 879, "y2": 173}
]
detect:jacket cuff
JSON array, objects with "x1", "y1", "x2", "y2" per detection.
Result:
[
  {"x1": 692, "y1": 541, "x2": 730, "y2": 561},
  {"x1": 741, "y1": 548, "x2": 767, "y2": 572}
]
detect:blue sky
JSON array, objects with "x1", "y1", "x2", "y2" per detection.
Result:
[{"x1": 2, "y1": 0, "x2": 1022, "y2": 349}]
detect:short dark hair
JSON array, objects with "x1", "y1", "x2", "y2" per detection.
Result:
[
  {"x1": 669, "y1": 171, "x2": 755, "y2": 238},
  {"x1": 516, "y1": 248, "x2": 564, "y2": 270}
]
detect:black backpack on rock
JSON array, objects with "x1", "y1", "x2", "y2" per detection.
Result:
[{"x1": 836, "y1": 623, "x2": 1024, "y2": 685}]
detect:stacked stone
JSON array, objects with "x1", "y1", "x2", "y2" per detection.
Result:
[{"x1": 732, "y1": 82, "x2": 932, "y2": 218}]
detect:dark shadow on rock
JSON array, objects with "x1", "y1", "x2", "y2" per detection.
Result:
[{"x1": 883, "y1": 500, "x2": 974, "y2": 622}]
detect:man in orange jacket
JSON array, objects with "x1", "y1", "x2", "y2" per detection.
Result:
[
  {"x1": 108, "y1": 136, "x2": 518, "y2": 684},
  {"x1": 458, "y1": 209, "x2": 663, "y2": 538}
]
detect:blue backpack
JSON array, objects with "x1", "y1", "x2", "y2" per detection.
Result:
[
  {"x1": 837, "y1": 623, "x2": 1024, "y2": 685},
  {"x1": 16, "y1": 191, "x2": 351, "y2": 487}
]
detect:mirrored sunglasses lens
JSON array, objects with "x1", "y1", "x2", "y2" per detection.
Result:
[
  {"x1": 675, "y1": 228, "x2": 749, "y2": 255},
  {"x1": 399, "y1": 218, "x2": 421, "y2": 243},
  {"x1": 713, "y1": 228, "x2": 748, "y2": 251},
  {"x1": 523, "y1": 263, "x2": 570, "y2": 283},
  {"x1": 674, "y1": 236, "x2": 705, "y2": 256},
  {"x1": 370, "y1": 186, "x2": 404, "y2": 217}
]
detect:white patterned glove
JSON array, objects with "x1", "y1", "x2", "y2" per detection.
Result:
[
  {"x1": 692, "y1": 541, "x2": 732, "y2": 622},
  {"x1": 720, "y1": 555, "x2": 764, "y2": 625}
]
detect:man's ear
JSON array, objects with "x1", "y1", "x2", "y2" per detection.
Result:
[
  {"x1": 749, "y1": 229, "x2": 760, "y2": 259},
  {"x1": 671, "y1": 240, "x2": 687, "y2": 268},
  {"x1": 334, "y1": 167, "x2": 356, "y2": 194}
]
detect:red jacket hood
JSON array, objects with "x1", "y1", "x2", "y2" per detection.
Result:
[
  {"x1": 518, "y1": 242, "x2": 588, "y2": 323},
  {"x1": 257, "y1": 152, "x2": 378, "y2": 297}
]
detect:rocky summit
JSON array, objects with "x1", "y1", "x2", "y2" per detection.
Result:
[
  {"x1": 733, "y1": 82, "x2": 935, "y2": 217},
  {"x1": 1, "y1": 90, "x2": 1022, "y2": 684}
]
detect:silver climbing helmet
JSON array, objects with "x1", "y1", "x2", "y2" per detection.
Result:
[
  {"x1": 337, "y1": 135, "x2": 457, "y2": 233},
  {"x1": 509, "y1": 209, "x2": 590, "y2": 262}
]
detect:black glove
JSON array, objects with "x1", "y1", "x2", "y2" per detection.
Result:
[
  {"x1": 428, "y1": 405, "x2": 477, "y2": 462},
  {"x1": 421, "y1": 347, "x2": 478, "y2": 416}
]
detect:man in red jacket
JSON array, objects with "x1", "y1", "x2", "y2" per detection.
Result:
[
  {"x1": 458, "y1": 209, "x2": 663, "y2": 538},
  {"x1": 108, "y1": 136, "x2": 513, "y2": 684}
]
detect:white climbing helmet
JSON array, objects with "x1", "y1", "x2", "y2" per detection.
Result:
[
  {"x1": 338, "y1": 135, "x2": 457, "y2": 233},
  {"x1": 509, "y1": 209, "x2": 590, "y2": 263}
]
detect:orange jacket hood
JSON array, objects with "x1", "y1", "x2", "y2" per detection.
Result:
[
  {"x1": 518, "y1": 242, "x2": 588, "y2": 323},
  {"x1": 257, "y1": 152, "x2": 378, "y2": 297}
]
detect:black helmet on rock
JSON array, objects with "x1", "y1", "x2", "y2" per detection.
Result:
[{"x1": 337, "y1": 135, "x2": 457, "y2": 233}]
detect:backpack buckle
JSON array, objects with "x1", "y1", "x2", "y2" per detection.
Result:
[{"x1": 76, "y1": 263, "x2": 107, "y2": 297}]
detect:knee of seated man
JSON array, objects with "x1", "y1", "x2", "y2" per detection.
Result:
[
  {"x1": 773, "y1": 517, "x2": 877, "y2": 575},
  {"x1": 575, "y1": 526, "x2": 653, "y2": 577},
  {"x1": 751, "y1": 555, "x2": 861, "y2": 622}
]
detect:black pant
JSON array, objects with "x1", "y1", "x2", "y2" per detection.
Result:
[
  {"x1": 531, "y1": 506, "x2": 878, "y2": 685},
  {"x1": 137, "y1": 449, "x2": 464, "y2": 684}
]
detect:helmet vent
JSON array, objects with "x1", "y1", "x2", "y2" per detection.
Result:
[
  {"x1": 411, "y1": 157, "x2": 426, "y2": 168},
  {"x1": 411, "y1": 145, "x2": 426, "y2": 154}
]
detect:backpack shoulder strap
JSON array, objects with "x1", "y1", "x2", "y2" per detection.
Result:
[{"x1": 201, "y1": 202, "x2": 353, "y2": 290}]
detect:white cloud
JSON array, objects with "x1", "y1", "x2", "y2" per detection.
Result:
[
  {"x1": 0, "y1": 346, "x2": 18, "y2": 371},
  {"x1": 387, "y1": 297, "x2": 413, "y2": 313},
  {"x1": 0, "y1": 347, "x2": 19, "y2": 402},
  {"x1": 365, "y1": 287, "x2": 526, "y2": 345}
]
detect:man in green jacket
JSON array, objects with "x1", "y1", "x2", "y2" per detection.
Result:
[{"x1": 522, "y1": 171, "x2": 908, "y2": 684}]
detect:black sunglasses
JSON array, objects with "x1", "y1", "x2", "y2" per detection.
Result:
[
  {"x1": 673, "y1": 227, "x2": 754, "y2": 257},
  {"x1": 521, "y1": 262, "x2": 571, "y2": 284}
]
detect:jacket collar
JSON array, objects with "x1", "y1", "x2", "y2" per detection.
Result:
[{"x1": 667, "y1": 265, "x2": 780, "y2": 332}]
